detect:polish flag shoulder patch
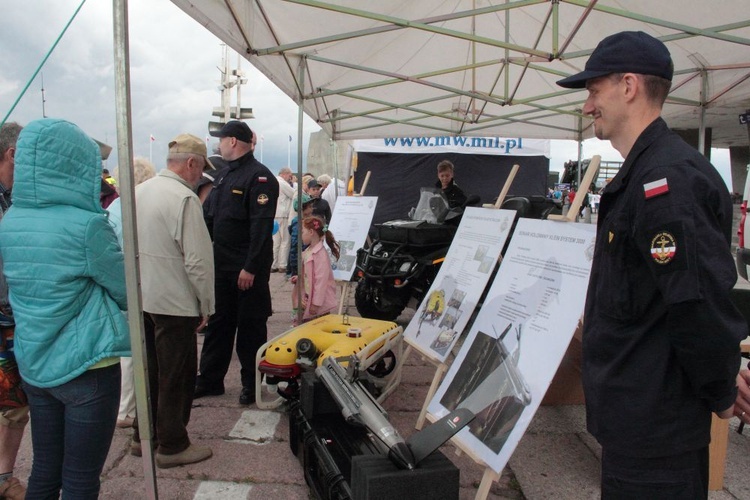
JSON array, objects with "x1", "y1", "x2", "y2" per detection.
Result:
[
  {"x1": 258, "y1": 176, "x2": 268, "y2": 183},
  {"x1": 644, "y1": 178, "x2": 669, "y2": 199}
]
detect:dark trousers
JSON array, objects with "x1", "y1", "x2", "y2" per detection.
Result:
[
  {"x1": 601, "y1": 447, "x2": 708, "y2": 500},
  {"x1": 197, "y1": 270, "x2": 269, "y2": 390},
  {"x1": 133, "y1": 313, "x2": 198, "y2": 455}
]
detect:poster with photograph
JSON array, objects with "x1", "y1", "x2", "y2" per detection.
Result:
[
  {"x1": 403, "y1": 207, "x2": 515, "y2": 363},
  {"x1": 427, "y1": 218, "x2": 596, "y2": 473},
  {"x1": 327, "y1": 196, "x2": 378, "y2": 281}
]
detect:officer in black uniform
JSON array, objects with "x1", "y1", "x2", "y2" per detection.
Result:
[
  {"x1": 557, "y1": 32, "x2": 746, "y2": 498},
  {"x1": 196, "y1": 121, "x2": 279, "y2": 405}
]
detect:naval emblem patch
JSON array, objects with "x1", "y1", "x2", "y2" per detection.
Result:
[
  {"x1": 257, "y1": 194, "x2": 269, "y2": 205},
  {"x1": 650, "y1": 231, "x2": 676, "y2": 264}
]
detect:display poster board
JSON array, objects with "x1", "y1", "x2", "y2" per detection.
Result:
[
  {"x1": 427, "y1": 218, "x2": 596, "y2": 473},
  {"x1": 403, "y1": 207, "x2": 516, "y2": 362},
  {"x1": 327, "y1": 196, "x2": 378, "y2": 281}
]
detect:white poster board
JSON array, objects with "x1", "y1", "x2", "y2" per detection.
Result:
[
  {"x1": 403, "y1": 207, "x2": 515, "y2": 362},
  {"x1": 427, "y1": 218, "x2": 596, "y2": 473},
  {"x1": 327, "y1": 196, "x2": 378, "y2": 281}
]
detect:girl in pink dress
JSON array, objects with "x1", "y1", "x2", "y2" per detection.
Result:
[{"x1": 294, "y1": 216, "x2": 340, "y2": 323}]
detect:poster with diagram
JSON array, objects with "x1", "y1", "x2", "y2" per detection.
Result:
[
  {"x1": 427, "y1": 218, "x2": 596, "y2": 473},
  {"x1": 403, "y1": 207, "x2": 515, "y2": 363},
  {"x1": 327, "y1": 196, "x2": 377, "y2": 281}
]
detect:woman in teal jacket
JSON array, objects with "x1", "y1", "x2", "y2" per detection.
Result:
[{"x1": 0, "y1": 118, "x2": 130, "y2": 499}]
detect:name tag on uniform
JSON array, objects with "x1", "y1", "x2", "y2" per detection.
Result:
[{"x1": 232, "y1": 189, "x2": 244, "y2": 195}]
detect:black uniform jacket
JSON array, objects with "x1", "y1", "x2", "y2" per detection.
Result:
[
  {"x1": 583, "y1": 118, "x2": 746, "y2": 458},
  {"x1": 434, "y1": 179, "x2": 467, "y2": 209},
  {"x1": 204, "y1": 151, "x2": 280, "y2": 276}
]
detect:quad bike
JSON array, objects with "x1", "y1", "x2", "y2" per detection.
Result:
[
  {"x1": 354, "y1": 190, "x2": 562, "y2": 321},
  {"x1": 353, "y1": 189, "x2": 478, "y2": 321}
]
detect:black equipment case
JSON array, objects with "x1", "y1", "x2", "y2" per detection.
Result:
[{"x1": 290, "y1": 373, "x2": 460, "y2": 500}]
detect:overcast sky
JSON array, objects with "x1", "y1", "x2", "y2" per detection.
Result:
[{"x1": 1, "y1": 0, "x2": 732, "y2": 188}]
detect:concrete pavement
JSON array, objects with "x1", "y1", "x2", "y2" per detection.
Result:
[
  {"x1": 10, "y1": 265, "x2": 750, "y2": 499},
  {"x1": 10, "y1": 275, "x2": 524, "y2": 499}
]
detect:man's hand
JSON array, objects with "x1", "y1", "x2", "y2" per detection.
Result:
[
  {"x1": 238, "y1": 270, "x2": 255, "y2": 290},
  {"x1": 734, "y1": 369, "x2": 750, "y2": 424},
  {"x1": 717, "y1": 405, "x2": 735, "y2": 419},
  {"x1": 196, "y1": 315, "x2": 209, "y2": 334}
]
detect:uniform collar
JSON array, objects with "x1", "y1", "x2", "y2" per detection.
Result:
[
  {"x1": 228, "y1": 150, "x2": 254, "y2": 169},
  {"x1": 603, "y1": 117, "x2": 668, "y2": 195},
  {"x1": 435, "y1": 178, "x2": 455, "y2": 190}
]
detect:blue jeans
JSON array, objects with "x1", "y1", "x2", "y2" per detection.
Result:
[{"x1": 23, "y1": 363, "x2": 120, "y2": 500}]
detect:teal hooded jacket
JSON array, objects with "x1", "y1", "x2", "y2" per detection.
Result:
[{"x1": 0, "y1": 118, "x2": 130, "y2": 388}]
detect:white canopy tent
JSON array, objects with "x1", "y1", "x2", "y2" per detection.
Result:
[
  {"x1": 110, "y1": 3, "x2": 750, "y2": 498},
  {"x1": 168, "y1": 0, "x2": 750, "y2": 148}
]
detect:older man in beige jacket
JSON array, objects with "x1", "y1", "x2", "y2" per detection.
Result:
[{"x1": 130, "y1": 133, "x2": 216, "y2": 469}]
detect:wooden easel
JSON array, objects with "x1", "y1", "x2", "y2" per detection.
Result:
[
  {"x1": 423, "y1": 410, "x2": 501, "y2": 500},
  {"x1": 493, "y1": 164, "x2": 520, "y2": 208},
  {"x1": 409, "y1": 343, "x2": 450, "y2": 429},
  {"x1": 547, "y1": 156, "x2": 600, "y2": 222},
  {"x1": 418, "y1": 160, "x2": 602, "y2": 499},
  {"x1": 410, "y1": 164, "x2": 521, "y2": 430},
  {"x1": 338, "y1": 170, "x2": 373, "y2": 314}
]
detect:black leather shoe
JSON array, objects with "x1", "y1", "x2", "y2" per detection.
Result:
[
  {"x1": 194, "y1": 385, "x2": 224, "y2": 399},
  {"x1": 239, "y1": 387, "x2": 255, "y2": 405}
]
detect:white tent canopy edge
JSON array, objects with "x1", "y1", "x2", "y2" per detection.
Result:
[{"x1": 168, "y1": 0, "x2": 750, "y2": 147}]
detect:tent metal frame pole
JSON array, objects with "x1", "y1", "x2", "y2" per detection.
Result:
[
  {"x1": 112, "y1": 0, "x2": 158, "y2": 497},
  {"x1": 305, "y1": 54, "x2": 508, "y2": 107},
  {"x1": 698, "y1": 69, "x2": 707, "y2": 156},
  {"x1": 294, "y1": 56, "x2": 307, "y2": 325},
  {"x1": 256, "y1": 0, "x2": 546, "y2": 56},
  {"x1": 281, "y1": 0, "x2": 550, "y2": 57}
]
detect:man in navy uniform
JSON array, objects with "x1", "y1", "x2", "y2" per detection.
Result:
[
  {"x1": 196, "y1": 121, "x2": 279, "y2": 405},
  {"x1": 557, "y1": 31, "x2": 746, "y2": 498}
]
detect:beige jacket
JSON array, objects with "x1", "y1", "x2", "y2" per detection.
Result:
[{"x1": 135, "y1": 170, "x2": 215, "y2": 317}]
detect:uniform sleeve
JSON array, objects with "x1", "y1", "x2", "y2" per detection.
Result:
[
  {"x1": 203, "y1": 194, "x2": 214, "y2": 239},
  {"x1": 85, "y1": 215, "x2": 128, "y2": 310},
  {"x1": 243, "y1": 173, "x2": 279, "y2": 274},
  {"x1": 633, "y1": 167, "x2": 745, "y2": 411},
  {"x1": 177, "y1": 197, "x2": 215, "y2": 317}
]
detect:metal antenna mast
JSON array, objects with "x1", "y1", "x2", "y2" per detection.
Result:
[{"x1": 41, "y1": 72, "x2": 47, "y2": 118}]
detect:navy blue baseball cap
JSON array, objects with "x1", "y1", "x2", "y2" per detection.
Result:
[
  {"x1": 557, "y1": 31, "x2": 673, "y2": 89},
  {"x1": 209, "y1": 120, "x2": 253, "y2": 143}
]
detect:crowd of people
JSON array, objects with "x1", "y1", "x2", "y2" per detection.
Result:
[
  {"x1": 0, "y1": 29, "x2": 749, "y2": 500},
  {"x1": 0, "y1": 117, "x2": 350, "y2": 498}
]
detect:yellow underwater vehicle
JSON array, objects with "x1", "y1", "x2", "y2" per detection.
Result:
[{"x1": 255, "y1": 314, "x2": 403, "y2": 409}]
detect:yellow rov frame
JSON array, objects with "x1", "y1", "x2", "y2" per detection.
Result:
[{"x1": 255, "y1": 314, "x2": 403, "y2": 409}]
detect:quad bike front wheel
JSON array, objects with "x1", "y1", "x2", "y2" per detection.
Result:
[{"x1": 354, "y1": 280, "x2": 408, "y2": 321}]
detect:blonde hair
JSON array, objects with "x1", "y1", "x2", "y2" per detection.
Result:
[{"x1": 114, "y1": 157, "x2": 156, "y2": 187}]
